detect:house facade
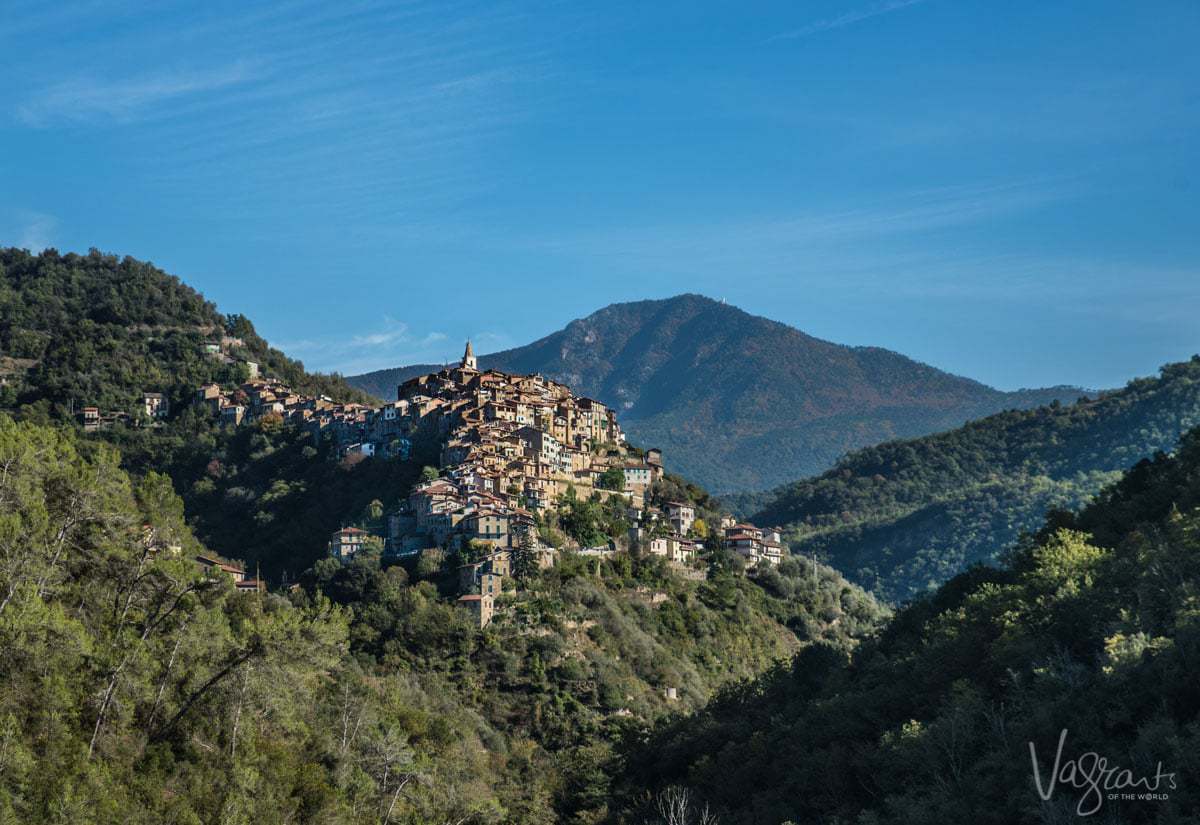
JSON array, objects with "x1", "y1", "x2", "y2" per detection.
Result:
[
  {"x1": 457, "y1": 593, "x2": 494, "y2": 627},
  {"x1": 329, "y1": 527, "x2": 370, "y2": 561},
  {"x1": 724, "y1": 523, "x2": 784, "y2": 567},
  {"x1": 667, "y1": 502, "x2": 696, "y2": 536}
]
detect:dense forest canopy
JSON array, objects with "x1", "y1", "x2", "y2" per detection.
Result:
[
  {"x1": 733, "y1": 356, "x2": 1200, "y2": 600},
  {"x1": 611, "y1": 427, "x2": 1200, "y2": 824},
  {"x1": 0, "y1": 414, "x2": 885, "y2": 823}
]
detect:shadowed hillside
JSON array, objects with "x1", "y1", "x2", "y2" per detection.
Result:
[
  {"x1": 737, "y1": 356, "x2": 1200, "y2": 600},
  {"x1": 610, "y1": 426, "x2": 1200, "y2": 824}
]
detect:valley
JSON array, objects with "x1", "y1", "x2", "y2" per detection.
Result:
[{"x1": 0, "y1": 248, "x2": 1196, "y2": 824}]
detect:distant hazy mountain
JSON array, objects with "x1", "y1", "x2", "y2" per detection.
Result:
[{"x1": 347, "y1": 294, "x2": 1084, "y2": 492}]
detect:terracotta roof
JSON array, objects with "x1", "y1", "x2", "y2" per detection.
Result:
[{"x1": 196, "y1": 555, "x2": 245, "y2": 575}]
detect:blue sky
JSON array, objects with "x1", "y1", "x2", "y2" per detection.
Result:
[{"x1": 1, "y1": 0, "x2": 1197, "y2": 390}]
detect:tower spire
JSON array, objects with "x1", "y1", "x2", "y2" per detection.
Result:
[{"x1": 461, "y1": 339, "x2": 477, "y2": 370}]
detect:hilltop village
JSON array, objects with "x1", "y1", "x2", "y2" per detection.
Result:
[{"x1": 187, "y1": 341, "x2": 785, "y2": 624}]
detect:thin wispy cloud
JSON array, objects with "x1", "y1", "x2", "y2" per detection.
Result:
[
  {"x1": 515, "y1": 177, "x2": 1080, "y2": 268},
  {"x1": 350, "y1": 319, "x2": 412, "y2": 349},
  {"x1": 0, "y1": 0, "x2": 1191, "y2": 396},
  {"x1": 4, "y1": 1, "x2": 563, "y2": 220},
  {"x1": 345, "y1": 325, "x2": 446, "y2": 353},
  {"x1": 770, "y1": 0, "x2": 931, "y2": 41},
  {"x1": 768, "y1": 178, "x2": 1078, "y2": 240},
  {"x1": 275, "y1": 317, "x2": 463, "y2": 373},
  {"x1": 8, "y1": 210, "x2": 59, "y2": 251},
  {"x1": 469, "y1": 331, "x2": 514, "y2": 354},
  {"x1": 17, "y1": 63, "x2": 257, "y2": 126}
]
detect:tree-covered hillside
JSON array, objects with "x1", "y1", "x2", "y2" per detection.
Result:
[
  {"x1": 0, "y1": 248, "x2": 391, "y2": 579},
  {"x1": 101, "y1": 413, "x2": 425, "y2": 579},
  {"x1": 0, "y1": 414, "x2": 885, "y2": 823},
  {"x1": 611, "y1": 427, "x2": 1200, "y2": 824},
  {"x1": 0, "y1": 247, "x2": 372, "y2": 420},
  {"x1": 737, "y1": 356, "x2": 1200, "y2": 600},
  {"x1": 0, "y1": 415, "x2": 515, "y2": 823},
  {"x1": 347, "y1": 295, "x2": 1082, "y2": 493}
]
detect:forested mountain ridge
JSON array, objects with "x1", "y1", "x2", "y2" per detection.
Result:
[
  {"x1": 0, "y1": 247, "x2": 372, "y2": 420},
  {"x1": 735, "y1": 356, "x2": 1200, "y2": 601},
  {"x1": 609, "y1": 427, "x2": 1200, "y2": 824},
  {"x1": 347, "y1": 294, "x2": 1083, "y2": 493}
]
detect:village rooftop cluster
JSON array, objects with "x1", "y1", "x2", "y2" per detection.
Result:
[
  {"x1": 335, "y1": 344, "x2": 786, "y2": 624},
  {"x1": 179, "y1": 341, "x2": 787, "y2": 623}
]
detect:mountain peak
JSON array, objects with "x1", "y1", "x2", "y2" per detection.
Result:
[{"x1": 348, "y1": 296, "x2": 1081, "y2": 492}]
